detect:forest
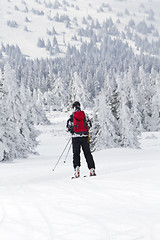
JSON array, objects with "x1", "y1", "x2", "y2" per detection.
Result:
[{"x1": 1, "y1": 16, "x2": 160, "y2": 160}]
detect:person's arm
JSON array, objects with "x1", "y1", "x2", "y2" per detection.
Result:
[
  {"x1": 66, "y1": 115, "x2": 73, "y2": 133},
  {"x1": 85, "y1": 114, "x2": 92, "y2": 129}
]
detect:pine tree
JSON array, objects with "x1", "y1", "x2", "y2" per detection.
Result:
[
  {"x1": 137, "y1": 66, "x2": 152, "y2": 131},
  {"x1": 90, "y1": 73, "x2": 119, "y2": 151},
  {"x1": 0, "y1": 63, "x2": 8, "y2": 160},
  {"x1": 149, "y1": 70, "x2": 160, "y2": 131},
  {"x1": 116, "y1": 71, "x2": 140, "y2": 148},
  {"x1": 67, "y1": 72, "x2": 87, "y2": 109},
  {"x1": 0, "y1": 61, "x2": 39, "y2": 161}
]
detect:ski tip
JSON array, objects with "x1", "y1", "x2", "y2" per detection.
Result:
[
  {"x1": 71, "y1": 176, "x2": 80, "y2": 179},
  {"x1": 71, "y1": 176, "x2": 76, "y2": 179}
]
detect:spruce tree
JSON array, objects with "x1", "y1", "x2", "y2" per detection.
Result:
[
  {"x1": 117, "y1": 71, "x2": 140, "y2": 148},
  {"x1": 0, "y1": 61, "x2": 39, "y2": 161}
]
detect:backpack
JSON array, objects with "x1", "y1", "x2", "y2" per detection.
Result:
[{"x1": 73, "y1": 111, "x2": 88, "y2": 134}]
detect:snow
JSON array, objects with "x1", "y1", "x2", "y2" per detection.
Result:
[
  {"x1": 1, "y1": 111, "x2": 160, "y2": 240},
  {"x1": 1, "y1": 0, "x2": 160, "y2": 58}
]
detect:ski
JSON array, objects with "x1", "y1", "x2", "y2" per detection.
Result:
[
  {"x1": 71, "y1": 176, "x2": 80, "y2": 179},
  {"x1": 83, "y1": 174, "x2": 96, "y2": 178},
  {"x1": 71, "y1": 174, "x2": 96, "y2": 179}
]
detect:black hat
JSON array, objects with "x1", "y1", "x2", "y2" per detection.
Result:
[{"x1": 72, "y1": 101, "x2": 80, "y2": 109}]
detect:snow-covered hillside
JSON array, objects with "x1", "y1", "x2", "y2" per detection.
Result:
[
  {"x1": 1, "y1": 112, "x2": 160, "y2": 240},
  {"x1": 1, "y1": 0, "x2": 160, "y2": 58}
]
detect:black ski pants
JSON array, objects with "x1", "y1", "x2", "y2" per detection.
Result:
[{"x1": 72, "y1": 137, "x2": 95, "y2": 170}]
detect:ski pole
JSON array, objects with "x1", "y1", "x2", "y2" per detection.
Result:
[
  {"x1": 52, "y1": 137, "x2": 71, "y2": 171},
  {"x1": 63, "y1": 142, "x2": 72, "y2": 163}
]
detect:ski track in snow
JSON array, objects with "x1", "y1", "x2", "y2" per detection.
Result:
[{"x1": 1, "y1": 112, "x2": 160, "y2": 240}]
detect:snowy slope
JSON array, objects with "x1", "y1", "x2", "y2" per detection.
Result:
[
  {"x1": 0, "y1": 0, "x2": 160, "y2": 58},
  {"x1": 1, "y1": 111, "x2": 160, "y2": 240}
]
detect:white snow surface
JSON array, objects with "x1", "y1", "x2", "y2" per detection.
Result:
[
  {"x1": 1, "y1": 111, "x2": 160, "y2": 240},
  {"x1": 1, "y1": 0, "x2": 160, "y2": 58}
]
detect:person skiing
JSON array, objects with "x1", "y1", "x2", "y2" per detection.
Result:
[{"x1": 66, "y1": 101, "x2": 96, "y2": 178}]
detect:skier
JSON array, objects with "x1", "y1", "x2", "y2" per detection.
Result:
[{"x1": 66, "y1": 101, "x2": 96, "y2": 178}]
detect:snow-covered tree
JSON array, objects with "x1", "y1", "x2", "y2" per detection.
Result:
[
  {"x1": 147, "y1": 69, "x2": 160, "y2": 131},
  {"x1": 46, "y1": 39, "x2": 52, "y2": 51},
  {"x1": 0, "y1": 64, "x2": 9, "y2": 160},
  {"x1": 116, "y1": 71, "x2": 141, "y2": 148},
  {"x1": 67, "y1": 72, "x2": 87, "y2": 109},
  {"x1": 137, "y1": 66, "x2": 153, "y2": 131},
  {"x1": 91, "y1": 91, "x2": 119, "y2": 151},
  {"x1": 37, "y1": 38, "x2": 45, "y2": 48},
  {"x1": 0, "y1": 61, "x2": 39, "y2": 161},
  {"x1": 90, "y1": 72, "x2": 120, "y2": 151}
]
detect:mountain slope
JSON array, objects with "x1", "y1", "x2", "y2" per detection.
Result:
[{"x1": 1, "y1": 0, "x2": 160, "y2": 58}]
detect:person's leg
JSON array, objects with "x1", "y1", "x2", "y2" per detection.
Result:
[
  {"x1": 81, "y1": 137, "x2": 95, "y2": 170},
  {"x1": 72, "y1": 137, "x2": 81, "y2": 169}
]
